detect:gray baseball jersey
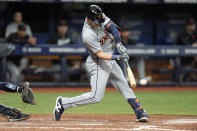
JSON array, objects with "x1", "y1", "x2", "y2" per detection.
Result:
[{"x1": 61, "y1": 18, "x2": 136, "y2": 109}]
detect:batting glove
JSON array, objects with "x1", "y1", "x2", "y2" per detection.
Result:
[
  {"x1": 118, "y1": 53, "x2": 129, "y2": 61},
  {"x1": 117, "y1": 42, "x2": 127, "y2": 54}
]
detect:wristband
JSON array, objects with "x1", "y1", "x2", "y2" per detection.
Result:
[{"x1": 111, "y1": 54, "x2": 119, "y2": 60}]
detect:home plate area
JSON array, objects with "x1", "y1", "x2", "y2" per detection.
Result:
[{"x1": 0, "y1": 114, "x2": 197, "y2": 131}]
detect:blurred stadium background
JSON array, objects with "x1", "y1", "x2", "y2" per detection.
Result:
[{"x1": 0, "y1": 0, "x2": 197, "y2": 87}]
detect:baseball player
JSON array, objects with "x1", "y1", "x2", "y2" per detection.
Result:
[
  {"x1": 54, "y1": 5, "x2": 149, "y2": 122},
  {"x1": 0, "y1": 82, "x2": 35, "y2": 121}
]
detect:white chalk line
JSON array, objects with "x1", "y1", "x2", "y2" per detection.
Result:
[
  {"x1": 0, "y1": 122, "x2": 172, "y2": 131},
  {"x1": 0, "y1": 123, "x2": 175, "y2": 131},
  {"x1": 0, "y1": 125, "x2": 176, "y2": 131},
  {"x1": 0, "y1": 122, "x2": 106, "y2": 126},
  {"x1": 164, "y1": 119, "x2": 197, "y2": 124},
  {"x1": 0, "y1": 126, "x2": 133, "y2": 131},
  {"x1": 132, "y1": 125, "x2": 179, "y2": 131},
  {"x1": 131, "y1": 125, "x2": 194, "y2": 131},
  {"x1": 0, "y1": 121, "x2": 117, "y2": 126}
]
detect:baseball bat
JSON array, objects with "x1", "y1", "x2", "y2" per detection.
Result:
[{"x1": 125, "y1": 60, "x2": 136, "y2": 88}]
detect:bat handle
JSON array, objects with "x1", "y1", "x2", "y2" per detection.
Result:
[{"x1": 124, "y1": 58, "x2": 129, "y2": 66}]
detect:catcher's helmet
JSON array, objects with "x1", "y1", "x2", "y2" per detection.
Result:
[{"x1": 86, "y1": 5, "x2": 104, "y2": 24}]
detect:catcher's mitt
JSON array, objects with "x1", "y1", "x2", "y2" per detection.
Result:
[{"x1": 21, "y1": 82, "x2": 36, "y2": 105}]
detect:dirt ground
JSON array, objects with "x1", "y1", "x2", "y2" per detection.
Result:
[
  {"x1": 0, "y1": 87, "x2": 197, "y2": 131},
  {"x1": 0, "y1": 114, "x2": 197, "y2": 131}
]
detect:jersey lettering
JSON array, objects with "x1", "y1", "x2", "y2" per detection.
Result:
[{"x1": 99, "y1": 30, "x2": 109, "y2": 46}]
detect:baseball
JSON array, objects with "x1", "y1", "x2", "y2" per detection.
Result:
[{"x1": 139, "y1": 79, "x2": 148, "y2": 86}]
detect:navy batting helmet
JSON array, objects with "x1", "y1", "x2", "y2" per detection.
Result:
[{"x1": 86, "y1": 5, "x2": 104, "y2": 24}]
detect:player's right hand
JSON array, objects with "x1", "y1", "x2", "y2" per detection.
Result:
[{"x1": 118, "y1": 53, "x2": 129, "y2": 61}]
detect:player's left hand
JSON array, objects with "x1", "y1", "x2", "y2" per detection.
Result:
[
  {"x1": 118, "y1": 53, "x2": 129, "y2": 61},
  {"x1": 117, "y1": 42, "x2": 127, "y2": 54}
]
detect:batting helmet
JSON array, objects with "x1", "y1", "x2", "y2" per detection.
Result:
[{"x1": 86, "y1": 5, "x2": 104, "y2": 24}]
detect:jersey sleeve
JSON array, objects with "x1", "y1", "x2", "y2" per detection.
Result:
[
  {"x1": 83, "y1": 34, "x2": 102, "y2": 54},
  {"x1": 101, "y1": 13, "x2": 111, "y2": 28}
]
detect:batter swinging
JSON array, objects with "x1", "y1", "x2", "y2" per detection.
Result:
[{"x1": 54, "y1": 5, "x2": 149, "y2": 122}]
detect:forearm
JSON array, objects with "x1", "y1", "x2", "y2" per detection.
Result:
[
  {"x1": 96, "y1": 51, "x2": 113, "y2": 60},
  {"x1": 95, "y1": 50, "x2": 128, "y2": 60},
  {"x1": 105, "y1": 21, "x2": 121, "y2": 44}
]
